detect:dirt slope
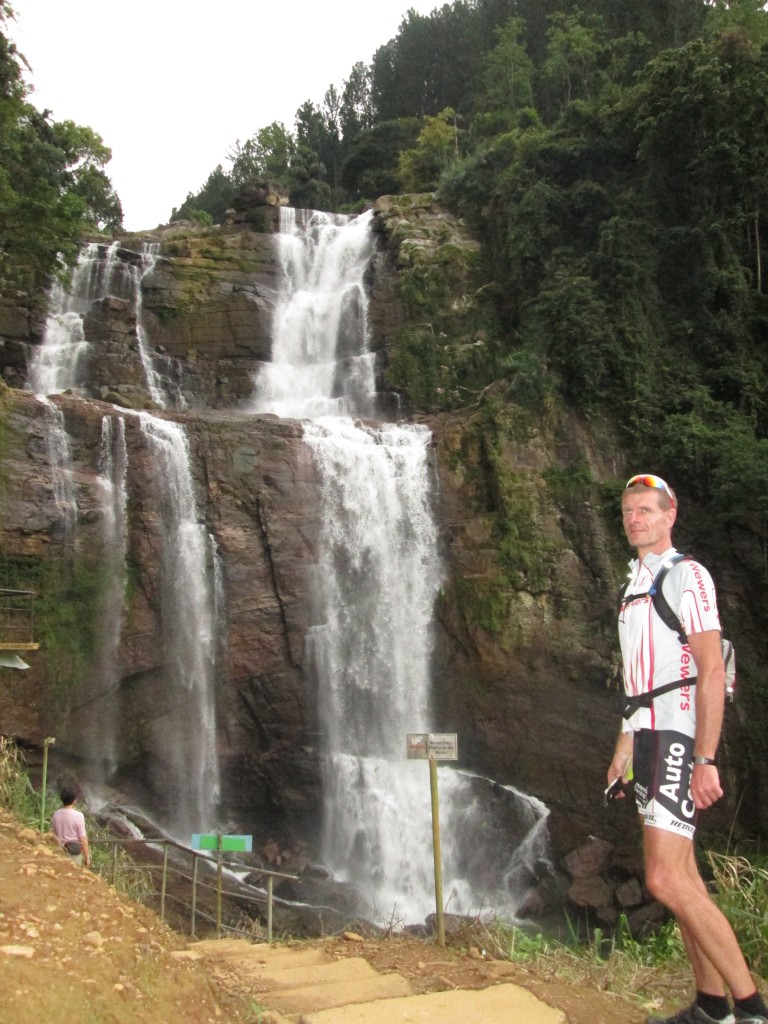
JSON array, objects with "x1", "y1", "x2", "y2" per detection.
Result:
[{"x1": 0, "y1": 808, "x2": 649, "y2": 1024}]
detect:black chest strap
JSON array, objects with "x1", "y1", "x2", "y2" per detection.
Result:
[{"x1": 621, "y1": 676, "x2": 697, "y2": 719}]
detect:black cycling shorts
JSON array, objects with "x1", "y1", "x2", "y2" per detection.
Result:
[{"x1": 633, "y1": 729, "x2": 697, "y2": 839}]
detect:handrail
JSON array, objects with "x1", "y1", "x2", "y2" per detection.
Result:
[
  {"x1": 0, "y1": 589, "x2": 38, "y2": 650},
  {"x1": 90, "y1": 836, "x2": 300, "y2": 941}
]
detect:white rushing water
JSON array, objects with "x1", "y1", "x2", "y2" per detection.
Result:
[
  {"x1": 305, "y1": 418, "x2": 442, "y2": 921},
  {"x1": 134, "y1": 243, "x2": 167, "y2": 406},
  {"x1": 261, "y1": 210, "x2": 551, "y2": 924},
  {"x1": 251, "y1": 208, "x2": 377, "y2": 418},
  {"x1": 29, "y1": 241, "x2": 167, "y2": 404},
  {"x1": 86, "y1": 414, "x2": 129, "y2": 779},
  {"x1": 28, "y1": 243, "x2": 108, "y2": 396},
  {"x1": 138, "y1": 413, "x2": 221, "y2": 839},
  {"x1": 36, "y1": 396, "x2": 77, "y2": 538}
]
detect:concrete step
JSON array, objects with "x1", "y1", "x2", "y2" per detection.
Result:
[
  {"x1": 253, "y1": 956, "x2": 390, "y2": 992},
  {"x1": 265, "y1": 972, "x2": 415, "y2": 1015},
  {"x1": 187, "y1": 939, "x2": 567, "y2": 1024},
  {"x1": 190, "y1": 938, "x2": 335, "y2": 973},
  {"x1": 296, "y1": 981, "x2": 567, "y2": 1024}
]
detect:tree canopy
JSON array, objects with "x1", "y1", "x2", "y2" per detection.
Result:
[
  {"x1": 0, "y1": 3, "x2": 122, "y2": 293},
  {"x1": 166, "y1": 2, "x2": 768, "y2": 560}
]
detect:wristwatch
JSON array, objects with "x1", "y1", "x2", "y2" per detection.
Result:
[{"x1": 693, "y1": 755, "x2": 717, "y2": 766}]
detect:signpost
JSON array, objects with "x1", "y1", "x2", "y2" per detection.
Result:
[
  {"x1": 192, "y1": 833, "x2": 253, "y2": 936},
  {"x1": 191, "y1": 834, "x2": 252, "y2": 854},
  {"x1": 407, "y1": 733, "x2": 458, "y2": 947},
  {"x1": 40, "y1": 737, "x2": 55, "y2": 831}
]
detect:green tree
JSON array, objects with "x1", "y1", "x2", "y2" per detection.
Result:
[
  {"x1": 705, "y1": 0, "x2": 768, "y2": 43},
  {"x1": 471, "y1": 17, "x2": 536, "y2": 136},
  {"x1": 229, "y1": 122, "x2": 294, "y2": 186},
  {"x1": 289, "y1": 143, "x2": 331, "y2": 210},
  {"x1": 371, "y1": 3, "x2": 486, "y2": 122},
  {"x1": 170, "y1": 164, "x2": 235, "y2": 223},
  {"x1": 541, "y1": 9, "x2": 610, "y2": 110},
  {"x1": 398, "y1": 108, "x2": 463, "y2": 192},
  {"x1": 340, "y1": 61, "x2": 375, "y2": 142},
  {"x1": 634, "y1": 34, "x2": 768, "y2": 296},
  {"x1": 341, "y1": 118, "x2": 421, "y2": 199},
  {"x1": 295, "y1": 98, "x2": 341, "y2": 200},
  {"x1": 0, "y1": 7, "x2": 123, "y2": 292},
  {"x1": 592, "y1": 0, "x2": 707, "y2": 49}
]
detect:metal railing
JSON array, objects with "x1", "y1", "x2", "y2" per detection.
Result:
[
  {"x1": 0, "y1": 589, "x2": 39, "y2": 650},
  {"x1": 91, "y1": 836, "x2": 299, "y2": 942}
]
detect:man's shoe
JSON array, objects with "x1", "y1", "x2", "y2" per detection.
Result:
[
  {"x1": 646, "y1": 1004, "x2": 734, "y2": 1024},
  {"x1": 734, "y1": 1011, "x2": 768, "y2": 1023}
]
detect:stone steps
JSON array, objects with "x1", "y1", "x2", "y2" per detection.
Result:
[{"x1": 186, "y1": 938, "x2": 567, "y2": 1024}]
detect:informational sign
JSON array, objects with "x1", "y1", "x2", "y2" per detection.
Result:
[
  {"x1": 191, "y1": 833, "x2": 253, "y2": 853},
  {"x1": 406, "y1": 733, "x2": 458, "y2": 761}
]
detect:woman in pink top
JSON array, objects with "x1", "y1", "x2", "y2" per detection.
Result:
[{"x1": 50, "y1": 785, "x2": 90, "y2": 867}]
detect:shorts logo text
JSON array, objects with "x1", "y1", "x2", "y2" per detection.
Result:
[{"x1": 658, "y1": 741, "x2": 695, "y2": 819}]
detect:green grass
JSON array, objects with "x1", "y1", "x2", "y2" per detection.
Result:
[
  {"x1": 708, "y1": 849, "x2": 768, "y2": 979},
  {"x1": 475, "y1": 915, "x2": 690, "y2": 1015},
  {"x1": 0, "y1": 735, "x2": 43, "y2": 826}
]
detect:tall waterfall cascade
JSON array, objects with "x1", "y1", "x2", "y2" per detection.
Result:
[
  {"x1": 86, "y1": 413, "x2": 130, "y2": 780},
  {"x1": 266, "y1": 210, "x2": 550, "y2": 923},
  {"x1": 23, "y1": 243, "x2": 221, "y2": 840},
  {"x1": 137, "y1": 413, "x2": 221, "y2": 840}
]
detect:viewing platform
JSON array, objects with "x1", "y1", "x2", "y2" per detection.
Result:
[{"x1": 0, "y1": 589, "x2": 39, "y2": 651}]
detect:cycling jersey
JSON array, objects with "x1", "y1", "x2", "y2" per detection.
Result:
[{"x1": 618, "y1": 547, "x2": 721, "y2": 737}]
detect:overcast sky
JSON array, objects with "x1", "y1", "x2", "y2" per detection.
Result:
[{"x1": 8, "y1": 0, "x2": 438, "y2": 231}]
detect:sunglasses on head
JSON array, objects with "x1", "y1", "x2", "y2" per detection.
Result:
[{"x1": 624, "y1": 474, "x2": 677, "y2": 507}]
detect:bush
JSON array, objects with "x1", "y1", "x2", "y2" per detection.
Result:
[{"x1": 0, "y1": 736, "x2": 44, "y2": 826}]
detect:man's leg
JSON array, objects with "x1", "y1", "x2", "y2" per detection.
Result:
[{"x1": 643, "y1": 825, "x2": 755, "y2": 999}]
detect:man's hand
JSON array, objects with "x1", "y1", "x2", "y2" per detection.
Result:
[
  {"x1": 607, "y1": 734, "x2": 634, "y2": 800},
  {"x1": 691, "y1": 762, "x2": 723, "y2": 810}
]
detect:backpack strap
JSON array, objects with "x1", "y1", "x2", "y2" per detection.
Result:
[
  {"x1": 621, "y1": 676, "x2": 697, "y2": 719},
  {"x1": 648, "y1": 553, "x2": 688, "y2": 643},
  {"x1": 618, "y1": 553, "x2": 688, "y2": 644},
  {"x1": 618, "y1": 553, "x2": 693, "y2": 719}
]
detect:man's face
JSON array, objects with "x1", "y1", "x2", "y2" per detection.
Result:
[{"x1": 621, "y1": 488, "x2": 676, "y2": 556}]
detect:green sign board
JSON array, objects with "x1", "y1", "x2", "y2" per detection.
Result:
[{"x1": 191, "y1": 833, "x2": 252, "y2": 853}]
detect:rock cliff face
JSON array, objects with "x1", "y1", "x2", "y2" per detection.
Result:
[
  {"x1": 0, "y1": 197, "x2": 756, "y2": 929},
  {"x1": 0, "y1": 387, "x2": 324, "y2": 841}
]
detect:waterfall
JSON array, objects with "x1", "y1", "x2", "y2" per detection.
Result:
[
  {"x1": 28, "y1": 243, "x2": 109, "y2": 396},
  {"x1": 36, "y1": 396, "x2": 77, "y2": 538},
  {"x1": 138, "y1": 413, "x2": 220, "y2": 839},
  {"x1": 134, "y1": 243, "x2": 167, "y2": 407},
  {"x1": 86, "y1": 414, "x2": 129, "y2": 779},
  {"x1": 260, "y1": 210, "x2": 550, "y2": 924},
  {"x1": 28, "y1": 240, "x2": 167, "y2": 404},
  {"x1": 304, "y1": 418, "x2": 442, "y2": 921},
  {"x1": 27, "y1": 237, "x2": 219, "y2": 843},
  {"x1": 251, "y1": 209, "x2": 377, "y2": 418}
]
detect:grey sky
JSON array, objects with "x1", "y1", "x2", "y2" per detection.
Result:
[{"x1": 8, "y1": 0, "x2": 437, "y2": 230}]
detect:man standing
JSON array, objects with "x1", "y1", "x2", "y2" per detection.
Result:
[
  {"x1": 50, "y1": 785, "x2": 91, "y2": 868},
  {"x1": 609, "y1": 473, "x2": 767, "y2": 1024}
]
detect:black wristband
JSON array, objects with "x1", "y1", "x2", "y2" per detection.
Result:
[{"x1": 693, "y1": 755, "x2": 717, "y2": 766}]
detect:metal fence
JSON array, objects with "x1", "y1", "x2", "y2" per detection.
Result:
[
  {"x1": 92, "y1": 836, "x2": 299, "y2": 941},
  {"x1": 0, "y1": 589, "x2": 38, "y2": 650}
]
